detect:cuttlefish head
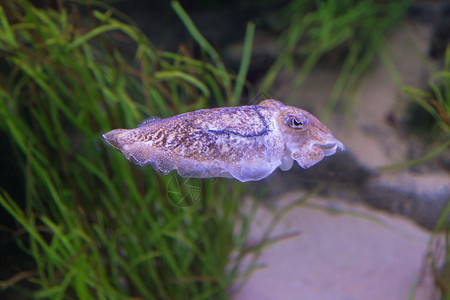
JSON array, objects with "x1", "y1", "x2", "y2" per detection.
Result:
[{"x1": 276, "y1": 106, "x2": 344, "y2": 169}]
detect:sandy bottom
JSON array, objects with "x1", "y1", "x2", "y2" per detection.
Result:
[
  {"x1": 233, "y1": 194, "x2": 436, "y2": 300},
  {"x1": 233, "y1": 18, "x2": 445, "y2": 299}
]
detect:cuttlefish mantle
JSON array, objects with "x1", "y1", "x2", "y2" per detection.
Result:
[{"x1": 101, "y1": 99, "x2": 344, "y2": 182}]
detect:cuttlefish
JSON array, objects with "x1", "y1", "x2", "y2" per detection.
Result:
[{"x1": 101, "y1": 99, "x2": 344, "y2": 182}]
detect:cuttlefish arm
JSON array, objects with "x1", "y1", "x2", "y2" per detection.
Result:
[{"x1": 101, "y1": 99, "x2": 344, "y2": 182}]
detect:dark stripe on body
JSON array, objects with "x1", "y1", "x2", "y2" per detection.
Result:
[{"x1": 207, "y1": 106, "x2": 270, "y2": 138}]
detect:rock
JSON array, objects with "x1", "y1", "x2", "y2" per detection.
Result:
[
  {"x1": 233, "y1": 196, "x2": 435, "y2": 300},
  {"x1": 364, "y1": 172, "x2": 450, "y2": 229}
]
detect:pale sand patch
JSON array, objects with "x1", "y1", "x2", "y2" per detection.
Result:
[{"x1": 233, "y1": 193, "x2": 435, "y2": 300}]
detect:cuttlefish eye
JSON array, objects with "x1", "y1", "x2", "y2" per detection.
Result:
[{"x1": 285, "y1": 115, "x2": 307, "y2": 129}]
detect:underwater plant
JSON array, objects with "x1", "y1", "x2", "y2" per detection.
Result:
[
  {"x1": 259, "y1": 0, "x2": 414, "y2": 122},
  {"x1": 0, "y1": 1, "x2": 261, "y2": 298},
  {"x1": 404, "y1": 49, "x2": 450, "y2": 137}
]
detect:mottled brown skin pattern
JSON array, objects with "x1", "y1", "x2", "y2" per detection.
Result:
[{"x1": 102, "y1": 99, "x2": 344, "y2": 182}]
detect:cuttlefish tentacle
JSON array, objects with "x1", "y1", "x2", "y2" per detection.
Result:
[{"x1": 101, "y1": 99, "x2": 344, "y2": 182}]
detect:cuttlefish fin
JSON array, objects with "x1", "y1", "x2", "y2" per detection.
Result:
[
  {"x1": 137, "y1": 116, "x2": 161, "y2": 128},
  {"x1": 258, "y1": 99, "x2": 285, "y2": 107}
]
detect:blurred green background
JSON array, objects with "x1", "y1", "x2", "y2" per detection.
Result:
[{"x1": 0, "y1": 0, "x2": 448, "y2": 299}]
